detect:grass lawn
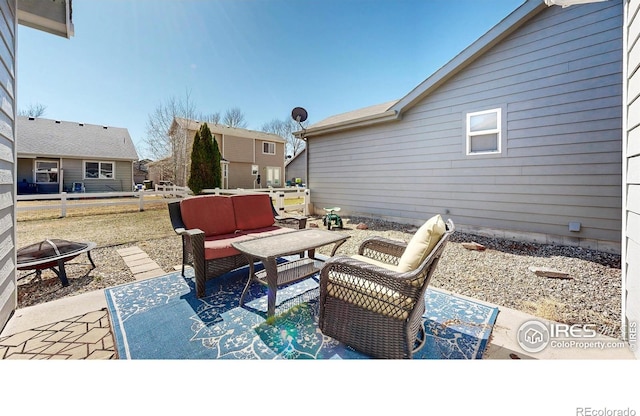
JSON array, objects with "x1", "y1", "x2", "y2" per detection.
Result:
[
  {"x1": 16, "y1": 195, "x2": 307, "y2": 248},
  {"x1": 17, "y1": 205, "x2": 175, "y2": 248}
]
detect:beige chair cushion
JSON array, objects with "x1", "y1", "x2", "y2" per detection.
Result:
[
  {"x1": 350, "y1": 254, "x2": 399, "y2": 272},
  {"x1": 326, "y1": 276, "x2": 413, "y2": 319},
  {"x1": 396, "y1": 215, "x2": 446, "y2": 273}
]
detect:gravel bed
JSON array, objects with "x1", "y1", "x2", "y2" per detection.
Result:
[{"x1": 17, "y1": 214, "x2": 622, "y2": 338}]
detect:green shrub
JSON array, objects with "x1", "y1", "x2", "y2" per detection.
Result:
[{"x1": 188, "y1": 123, "x2": 221, "y2": 194}]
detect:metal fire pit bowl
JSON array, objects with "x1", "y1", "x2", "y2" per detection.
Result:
[{"x1": 17, "y1": 239, "x2": 97, "y2": 286}]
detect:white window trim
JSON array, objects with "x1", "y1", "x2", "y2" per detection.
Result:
[
  {"x1": 35, "y1": 159, "x2": 59, "y2": 184},
  {"x1": 84, "y1": 160, "x2": 116, "y2": 180},
  {"x1": 262, "y1": 141, "x2": 276, "y2": 155},
  {"x1": 466, "y1": 108, "x2": 502, "y2": 155}
]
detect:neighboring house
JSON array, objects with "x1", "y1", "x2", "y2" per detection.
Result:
[
  {"x1": 161, "y1": 117, "x2": 286, "y2": 189},
  {"x1": 133, "y1": 159, "x2": 151, "y2": 185},
  {"x1": 301, "y1": 0, "x2": 623, "y2": 254},
  {"x1": 147, "y1": 158, "x2": 173, "y2": 187},
  {"x1": 624, "y1": 0, "x2": 640, "y2": 358},
  {"x1": 16, "y1": 116, "x2": 139, "y2": 193},
  {"x1": 1, "y1": 0, "x2": 74, "y2": 333},
  {"x1": 284, "y1": 148, "x2": 307, "y2": 186}
]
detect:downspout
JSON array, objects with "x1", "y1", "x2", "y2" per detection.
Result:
[
  {"x1": 305, "y1": 138, "x2": 309, "y2": 191},
  {"x1": 183, "y1": 128, "x2": 188, "y2": 187},
  {"x1": 621, "y1": 0, "x2": 629, "y2": 347}
]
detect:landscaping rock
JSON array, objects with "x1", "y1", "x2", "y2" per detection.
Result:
[
  {"x1": 528, "y1": 266, "x2": 571, "y2": 279},
  {"x1": 356, "y1": 223, "x2": 368, "y2": 230},
  {"x1": 462, "y1": 242, "x2": 486, "y2": 251}
]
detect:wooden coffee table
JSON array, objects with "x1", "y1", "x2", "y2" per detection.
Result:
[{"x1": 232, "y1": 229, "x2": 349, "y2": 318}]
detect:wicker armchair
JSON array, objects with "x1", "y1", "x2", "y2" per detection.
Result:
[{"x1": 319, "y1": 218, "x2": 454, "y2": 359}]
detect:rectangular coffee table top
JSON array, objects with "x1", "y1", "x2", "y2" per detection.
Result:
[{"x1": 232, "y1": 229, "x2": 349, "y2": 259}]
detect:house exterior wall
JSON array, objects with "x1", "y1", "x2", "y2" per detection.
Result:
[
  {"x1": 254, "y1": 139, "x2": 284, "y2": 188},
  {"x1": 147, "y1": 159, "x2": 172, "y2": 186},
  {"x1": 285, "y1": 149, "x2": 307, "y2": 185},
  {"x1": 16, "y1": 157, "x2": 134, "y2": 192},
  {"x1": 308, "y1": 1, "x2": 623, "y2": 253},
  {"x1": 16, "y1": 158, "x2": 31, "y2": 183},
  {"x1": 0, "y1": 0, "x2": 16, "y2": 331},
  {"x1": 624, "y1": 0, "x2": 640, "y2": 358},
  {"x1": 228, "y1": 162, "x2": 255, "y2": 189},
  {"x1": 65, "y1": 159, "x2": 133, "y2": 192},
  {"x1": 220, "y1": 134, "x2": 253, "y2": 163},
  {"x1": 179, "y1": 126, "x2": 286, "y2": 190}
]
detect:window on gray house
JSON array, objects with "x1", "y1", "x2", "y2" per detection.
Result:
[
  {"x1": 35, "y1": 160, "x2": 59, "y2": 183},
  {"x1": 466, "y1": 108, "x2": 501, "y2": 155},
  {"x1": 84, "y1": 161, "x2": 115, "y2": 179}
]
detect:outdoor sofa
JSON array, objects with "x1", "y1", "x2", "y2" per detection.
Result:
[{"x1": 168, "y1": 193, "x2": 306, "y2": 298}]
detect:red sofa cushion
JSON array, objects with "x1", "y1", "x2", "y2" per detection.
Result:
[
  {"x1": 203, "y1": 233, "x2": 253, "y2": 260},
  {"x1": 180, "y1": 195, "x2": 237, "y2": 236},
  {"x1": 232, "y1": 194, "x2": 275, "y2": 231}
]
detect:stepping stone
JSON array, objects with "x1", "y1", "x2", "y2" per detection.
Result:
[{"x1": 116, "y1": 245, "x2": 165, "y2": 281}]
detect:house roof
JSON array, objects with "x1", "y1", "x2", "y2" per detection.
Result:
[
  {"x1": 305, "y1": 100, "x2": 399, "y2": 133},
  {"x1": 172, "y1": 117, "x2": 286, "y2": 143},
  {"x1": 285, "y1": 148, "x2": 306, "y2": 167},
  {"x1": 17, "y1": 116, "x2": 139, "y2": 161},
  {"x1": 301, "y1": 0, "x2": 547, "y2": 137},
  {"x1": 17, "y1": 0, "x2": 74, "y2": 39}
]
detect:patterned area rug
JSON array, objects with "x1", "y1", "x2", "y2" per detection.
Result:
[{"x1": 105, "y1": 263, "x2": 499, "y2": 359}]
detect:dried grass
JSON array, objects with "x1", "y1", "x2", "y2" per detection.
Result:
[{"x1": 17, "y1": 202, "x2": 175, "y2": 248}]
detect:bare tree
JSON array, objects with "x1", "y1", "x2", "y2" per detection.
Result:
[
  {"x1": 223, "y1": 107, "x2": 248, "y2": 128},
  {"x1": 261, "y1": 117, "x2": 306, "y2": 158},
  {"x1": 206, "y1": 112, "x2": 221, "y2": 124},
  {"x1": 143, "y1": 90, "x2": 220, "y2": 186},
  {"x1": 18, "y1": 103, "x2": 47, "y2": 118}
]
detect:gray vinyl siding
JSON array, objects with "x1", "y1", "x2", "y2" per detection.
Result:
[
  {"x1": 625, "y1": 0, "x2": 640, "y2": 358},
  {"x1": 0, "y1": 0, "x2": 15, "y2": 331},
  {"x1": 285, "y1": 150, "x2": 307, "y2": 184},
  {"x1": 73, "y1": 159, "x2": 134, "y2": 192},
  {"x1": 16, "y1": 158, "x2": 31, "y2": 182},
  {"x1": 15, "y1": 158, "x2": 134, "y2": 192},
  {"x1": 309, "y1": 1, "x2": 623, "y2": 252}
]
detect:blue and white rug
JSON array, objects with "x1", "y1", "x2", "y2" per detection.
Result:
[{"x1": 105, "y1": 263, "x2": 499, "y2": 359}]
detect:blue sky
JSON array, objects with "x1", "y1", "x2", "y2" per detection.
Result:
[{"x1": 17, "y1": 0, "x2": 524, "y2": 160}]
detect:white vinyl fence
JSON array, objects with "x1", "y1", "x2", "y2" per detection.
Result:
[
  {"x1": 203, "y1": 187, "x2": 310, "y2": 215},
  {"x1": 16, "y1": 188, "x2": 189, "y2": 217},
  {"x1": 17, "y1": 186, "x2": 310, "y2": 217}
]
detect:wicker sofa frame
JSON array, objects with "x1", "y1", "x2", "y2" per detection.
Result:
[
  {"x1": 168, "y1": 197, "x2": 306, "y2": 298},
  {"x1": 318, "y1": 219, "x2": 454, "y2": 359}
]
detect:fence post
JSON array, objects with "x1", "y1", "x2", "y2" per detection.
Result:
[
  {"x1": 61, "y1": 192, "x2": 67, "y2": 218},
  {"x1": 277, "y1": 192, "x2": 285, "y2": 215},
  {"x1": 304, "y1": 189, "x2": 310, "y2": 215},
  {"x1": 139, "y1": 191, "x2": 145, "y2": 211}
]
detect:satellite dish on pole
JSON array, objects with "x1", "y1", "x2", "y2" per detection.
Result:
[{"x1": 291, "y1": 107, "x2": 308, "y2": 123}]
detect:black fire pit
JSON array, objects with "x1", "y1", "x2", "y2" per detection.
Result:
[{"x1": 17, "y1": 239, "x2": 97, "y2": 286}]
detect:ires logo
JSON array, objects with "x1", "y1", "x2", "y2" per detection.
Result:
[{"x1": 517, "y1": 320, "x2": 598, "y2": 353}]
